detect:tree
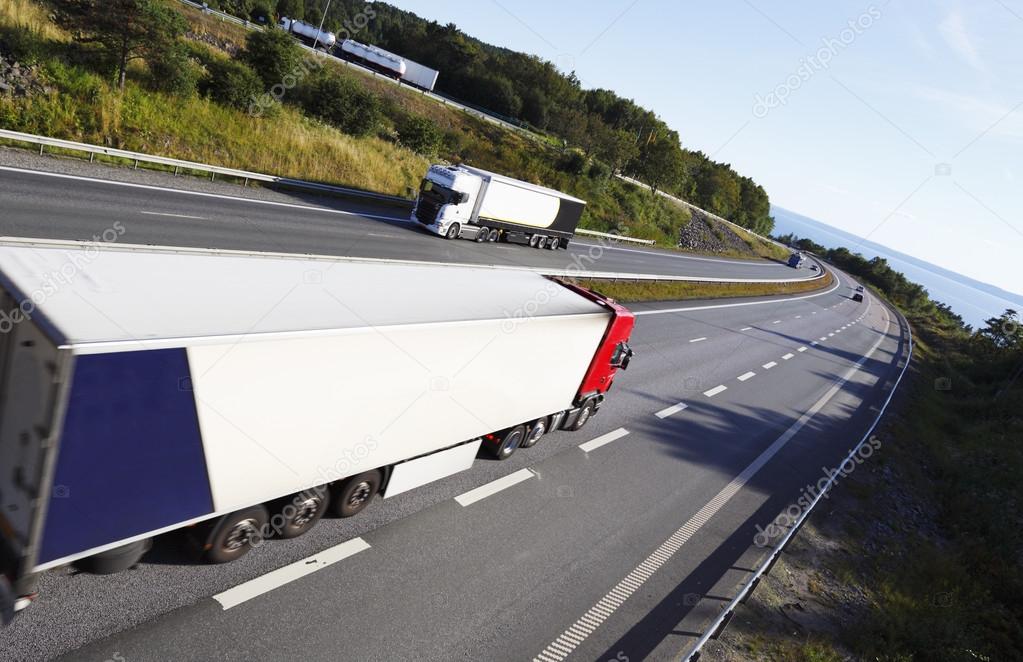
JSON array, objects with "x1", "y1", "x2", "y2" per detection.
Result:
[
  {"x1": 240, "y1": 28, "x2": 303, "y2": 90},
  {"x1": 275, "y1": 0, "x2": 303, "y2": 20},
  {"x1": 300, "y1": 72, "x2": 382, "y2": 136},
  {"x1": 49, "y1": 0, "x2": 186, "y2": 90},
  {"x1": 397, "y1": 115, "x2": 443, "y2": 156},
  {"x1": 200, "y1": 58, "x2": 263, "y2": 110}
]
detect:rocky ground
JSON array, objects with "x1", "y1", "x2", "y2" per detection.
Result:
[
  {"x1": 678, "y1": 207, "x2": 758, "y2": 255},
  {"x1": 0, "y1": 54, "x2": 53, "y2": 98}
]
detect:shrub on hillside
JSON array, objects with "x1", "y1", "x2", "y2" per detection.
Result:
[
  {"x1": 299, "y1": 72, "x2": 382, "y2": 137},
  {"x1": 199, "y1": 58, "x2": 262, "y2": 110},
  {"x1": 240, "y1": 28, "x2": 302, "y2": 90},
  {"x1": 397, "y1": 115, "x2": 442, "y2": 156},
  {"x1": 148, "y1": 48, "x2": 200, "y2": 96},
  {"x1": 557, "y1": 150, "x2": 586, "y2": 175}
]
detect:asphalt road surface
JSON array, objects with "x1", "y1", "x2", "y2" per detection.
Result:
[
  {"x1": 0, "y1": 159, "x2": 811, "y2": 282},
  {"x1": 0, "y1": 265, "x2": 910, "y2": 661}
]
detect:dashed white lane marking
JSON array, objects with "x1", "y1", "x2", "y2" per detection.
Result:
[
  {"x1": 214, "y1": 537, "x2": 371, "y2": 609},
  {"x1": 740, "y1": 327, "x2": 753, "y2": 331},
  {"x1": 762, "y1": 361, "x2": 778, "y2": 370},
  {"x1": 579, "y1": 428, "x2": 630, "y2": 453},
  {"x1": 820, "y1": 336, "x2": 828, "y2": 341},
  {"x1": 782, "y1": 353, "x2": 795, "y2": 360},
  {"x1": 703, "y1": 385, "x2": 728, "y2": 397},
  {"x1": 689, "y1": 337, "x2": 708, "y2": 343},
  {"x1": 836, "y1": 329, "x2": 843, "y2": 333},
  {"x1": 772, "y1": 320, "x2": 782, "y2": 324},
  {"x1": 795, "y1": 315, "x2": 802, "y2": 319},
  {"x1": 140, "y1": 210, "x2": 206, "y2": 220},
  {"x1": 737, "y1": 371, "x2": 756, "y2": 382},
  {"x1": 533, "y1": 303, "x2": 892, "y2": 662},
  {"x1": 828, "y1": 333, "x2": 835, "y2": 337},
  {"x1": 655, "y1": 402, "x2": 689, "y2": 419},
  {"x1": 455, "y1": 469, "x2": 535, "y2": 506},
  {"x1": 797, "y1": 346, "x2": 808, "y2": 352}
]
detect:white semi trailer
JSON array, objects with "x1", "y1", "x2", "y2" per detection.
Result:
[
  {"x1": 279, "y1": 17, "x2": 337, "y2": 50},
  {"x1": 413, "y1": 164, "x2": 586, "y2": 250},
  {"x1": 0, "y1": 239, "x2": 635, "y2": 622}
]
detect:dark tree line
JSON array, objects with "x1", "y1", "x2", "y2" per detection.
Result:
[{"x1": 285, "y1": 0, "x2": 775, "y2": 234}]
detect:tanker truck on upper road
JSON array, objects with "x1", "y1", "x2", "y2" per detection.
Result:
[{"x1": 412, "y1": 165, "x2": 586, "y2": 250}]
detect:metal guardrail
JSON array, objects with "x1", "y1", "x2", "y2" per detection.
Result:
[
  {"x1": 575, "y1": 229, "x2": 655, "y2": 245},
  {"x1": 683, "y1": 297, "x2": 914, "y2": 661},
  {"x1": 180, "y1": 0, "x2": 264, "y2": 29},
  {"x1": 0, "y1": 129, "x2": 407, "y2": 204}
]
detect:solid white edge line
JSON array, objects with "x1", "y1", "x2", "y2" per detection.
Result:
[
  {"x1": 214, "y1": 537, "x2": 371, "y2": 610},
  {"x1": 579, "y1": 428, "x2": 630, "y2": 453},
  {"x1": 703, "y1": 385, "x2": 728, "y2": 397},
  {"x1": 140, "y1": 211, "x2": 206, "y2": 220},
  {"x1": 655, "y1": 403, "x2": 689, "y2": 419},
  {"x1": 737, "y1": 372, "x2": 756, "y2": 382},
  {"x1": 740, "y1": 327, "x2": 753, "y2": 331},
  {"x1": 455, "y1": 468, "x2": 535, "y2": 506}
]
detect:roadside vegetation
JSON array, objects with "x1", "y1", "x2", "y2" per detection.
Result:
[
  {"x1": 0, "y1": 0, "x2": 779, "y2": 259},
  {"x1": 710, "y1": 235, "x2": 1023, "y2": 661},
  {"x1": 578, "y1": 269, "x2": 833, "y2": 304}
]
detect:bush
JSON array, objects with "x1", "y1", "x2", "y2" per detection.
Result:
[
  {"x1": 587, "y1": 159, "x2": 612, "y2": 180},
  {"x1": 199, "y1": 58, "x2": 262, "y2": 111},
  {"x1": 558, "y1": 150, "x2": 586, "y2": 175},
  {"x1": 397, "y1": 115, "x2": 442, "y2": 156},
  {"x1": 240, "y1": 28, "x2": 303, "y2": 90},
  {"x1": 299, "y1": 72, "x2": 382, "y2": 137},
  {"x1": 148, "y1": 48, "x2": 200, "y2": 96},
  {"x1": 0, "y1": 26, "x2": 45, "y2": 64}
]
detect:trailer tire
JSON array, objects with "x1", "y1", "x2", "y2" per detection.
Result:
[
  {"x1": 547, "y1": 237, "x2": 560, "y2": 250},
  {"x1": 536, "y1": 236, "x2": 548, "y2": 249},
  {"x1": 474, "y1": 227, "x2": 489, "y2": 243},
  {"x1": 1, "y1": 577, "x2": 14, "y2": 627},
  {"x1": 270, "y1": 486, "x2": 329, "y2": 539},
  {"x1": 332, "y1": 471, "x2": 382, "y2": 518},
  {"x1": 520, "y1": 417, "x2": 549, "y2": 449},
  {"x1": 445, "y1": 223, "x2": 460, "y2": 240},
  {"x1": 204, "y1": 506, "x2": 268, "y2": 564},
  {"x1": 567, "y1": 399, "x2": 596, "y2": 431},
  {"x1": 488, "y1": 229, "x2": 500, "y2": 242},
  {"x1": 75, "y1": 538, "x2": 152, "y2": 575},
  {"x1": 488, "y1": 425, "x2": 526, "y2": 460},
  {"x1": 528, "y1": 235, "x2": 539, "y2": 248}
]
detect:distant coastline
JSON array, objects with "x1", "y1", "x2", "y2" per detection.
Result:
[{"x1": 772, "y1": 206, "x2": 1021, "y2": 327}]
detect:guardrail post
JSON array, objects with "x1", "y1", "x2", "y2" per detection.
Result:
[
  {"x1": 89, "y1": 153, "x2": 94, "y2": 163},
  {"x1": 133, "y1": 159, "x2": 138, "y2": 170},
  {"x1": 39, "y1": 144, "x2": 44, "y2": 155},
  {"x1": 210, "y1": 173, "x2": 215, "y2": 182}
]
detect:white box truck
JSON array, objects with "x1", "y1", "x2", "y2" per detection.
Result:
[
  {"x1": 412, "y1": 164, "x2": 586, "y2": 250},
  {"x1": 0, "y1": 239, "x2": 634, "y2": 622}
]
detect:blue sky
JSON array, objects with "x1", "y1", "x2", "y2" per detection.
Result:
[{"x1": 388, "y1": 0, "x2": 1023, "y2": 295}]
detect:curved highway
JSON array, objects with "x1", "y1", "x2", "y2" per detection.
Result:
[
  {"x1": 0, "y1": 160, "x2": 810, "y2": 281},
  {"x1": 0, "y1": 254, "x2": 910, "y2": 660}
]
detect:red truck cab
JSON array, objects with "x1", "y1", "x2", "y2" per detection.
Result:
[{"x1": 551, "y1": 279, "x2": 636, "y2": 430}]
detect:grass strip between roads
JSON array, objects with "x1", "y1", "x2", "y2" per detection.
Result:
[{"x1": 578, "y1": 269, "x2": 835, "y2": 303}]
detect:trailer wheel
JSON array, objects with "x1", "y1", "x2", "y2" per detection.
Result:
[
  {"x1": 270, "y1": 486, "x2": 329, "y2": 539},
  {"x1": 547, "y1": 237, "x2": 560, "y2": 250},
  {"x1": 487, "y1": 425, "x2": 526, "y2": 460},
  {"x1": 488, "y1": 229, "x2": 500, "y2": 242},
  {"x1": 332, "y1": 470, "x2": 382, "y2": 518},
  {"x1": 75, "y1": 538, "x2": 152, "y2": 575},
  {"x1": 445, "y1": 223, "x2": 461, "y2": 240},
  {"x1": 475, "y1": 227, "x2": 489, "y2": 243},
  {"x1": 520, "y1": 417, "x2": 550, "y2": 449},
  {"x1": 204, "y1": 506, "x2": 268, "y2": 564},
  {"x1": 528, "y1": 235, "x2": 539, "y2": 248},
  {"x1": 567, "y1": 400, "x2": 596, "y2": 431},
  {"x1": 536, "y1": 236, "x2": 548, "y2": 249}
]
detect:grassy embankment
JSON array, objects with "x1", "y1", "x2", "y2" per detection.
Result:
[
  {"x1": 578, "y1": 268, "x2": 833, "y2": 303},
  {"x1": 0, "y1": 0, "x2": 784, "y2": 260}
]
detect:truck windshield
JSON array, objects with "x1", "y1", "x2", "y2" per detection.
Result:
[{"x1": 420, "y1": 179, "x2": 464, "y2": 205}]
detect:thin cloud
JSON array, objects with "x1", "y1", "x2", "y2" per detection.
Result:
[{"x1": 938, "y1": 10, "x2": 987, "y2": 73}]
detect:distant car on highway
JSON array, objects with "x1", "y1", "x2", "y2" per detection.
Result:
[
  {"x1": 412, "y1": 164, "x2": 584, "y2": 250},
  {"x1": 853, "y1": 285, "x2": 865, "y2": 302},
  {"x1": 787, "y1": 252, "x2": 806, "y2": 268}
]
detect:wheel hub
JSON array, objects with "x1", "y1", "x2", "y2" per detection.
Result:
[
  {"x1": 224, "y1": 518, "x2": 258, "y2": 551},
  {"x1": 349, "y1": 482, "x2": 372, "y2": 507}
]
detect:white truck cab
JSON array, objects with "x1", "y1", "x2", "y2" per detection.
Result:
[{"x1": 413, "y1": 165, "x2": 485, "y2": 240}]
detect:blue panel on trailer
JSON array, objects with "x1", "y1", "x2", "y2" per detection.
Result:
[{"x1": 38, "y1": 349, "x2": 213, "y2": 565}]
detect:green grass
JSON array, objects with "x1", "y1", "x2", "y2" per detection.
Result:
[{"x1": 578, "y1": 269, "x2": 834, "y2": 303}]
